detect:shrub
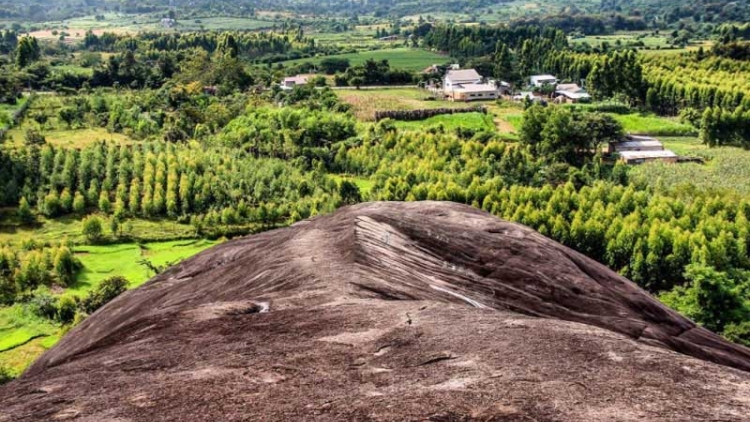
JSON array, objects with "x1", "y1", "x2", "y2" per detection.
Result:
[
  {"x1": 23, "y1": 128, "x2": 46, "y2": 146},
  {"x1": 79, "y1": 276, "x2": 128, "y2": 315},
  {"x1": 82, "y1": 216, "x2": 104, "y2": 244},
  {"x1": 29, "y1": 288, "x2": 59, "y2": 320},
  {"x1": 0, "y1": 364, "x2": 13, "y2": 385},
  {"x1": 57, "y1": 295, "x2": 77, "y2": 324}
]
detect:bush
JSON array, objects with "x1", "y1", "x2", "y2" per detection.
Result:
[
  {"x1": 0, "y1": 364, "x2": 13, "y2": 385},
  {"x1": 29, "y1": 289, "x2": 58, "y2": 320},
  {"x1": 57, "y1": 295, "x2": 77, "y2": 324},
  {"x1": 23, "y1": 128, "x2": 46, "y2": 146},
  {"x1": 82, "y1": 216, "x2": 104, "y2": 244},
  {"x1": 79, "y1": 276, "x2": 128, "y2": 315}
]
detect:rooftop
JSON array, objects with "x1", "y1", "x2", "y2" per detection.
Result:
[
  {"x1": 453, "y1": 83, "x2": 497, "y2": 93},
  {"x1": 614, "y1": 140, "x2": 664, "y2": 150},
  {"x1": 618, "y1": 150, "x2": 678, "y2": 159},
  {"x1": 556, "y1": 91, "x2": 591, "y2": 99},
  {"x1": 446, "y1": 69, "x2": 482, "y2": 82}
]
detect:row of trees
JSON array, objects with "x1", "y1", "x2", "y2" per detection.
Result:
[{"x1": 0, "y1": 141, "x2": 344, "y2": 224}]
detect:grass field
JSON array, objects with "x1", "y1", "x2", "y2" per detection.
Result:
[
  {"x1": 281, "y1": 48, "x2": 449, "y2": 72},
  {"x1": 609, "y1": 113, "x2": 698, "y2": 137},
  {"x1": 72, "y1": 239, "x2": 218, "y2": 293},
  {"x1": 331, "y1": 174, "x2": 374, "y2": 198},
  {"x1": 0, "y1": 214, "x2": 198, "y2": 247},
  {"x1": 629, "y1": 137, "x2": 750, "y2": 197}
]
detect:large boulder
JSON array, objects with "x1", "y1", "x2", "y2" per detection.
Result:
[{"x1": 2, "y1": 202, "x2": 750, "y2": 421}]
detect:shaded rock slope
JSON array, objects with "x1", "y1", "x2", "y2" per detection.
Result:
[{"x1": 3, "y1": 201, "x2": 750, "y2": 421}]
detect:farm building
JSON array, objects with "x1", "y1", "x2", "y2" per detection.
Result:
[
  {"x1": 608, "y1": 135, "x2": 666, "y2": 154},
  {"x1": 448, "y1": 83, "x2": 499, "y2": 101},
  {"x1": 609, "y1": 135, "x2": 679, "y2": 164},
  {"x1": 443, "y1": 69, "x2": 500, "y2": 101},
  {"x1": 618, "y1": 150, "x2": 679, "y2": 165},
  {"x1": 530, "y1": 74, "x2": 557, "y2": 87},
  {"x1": 281, "y1": 75, "x2": 309, "y2": 90},
  {"x1": 443, "y1": 69, "x2": 483, "y2": 91},
  {"x1": 554, "y1": 84, "x2": 591, "y2": 103}
]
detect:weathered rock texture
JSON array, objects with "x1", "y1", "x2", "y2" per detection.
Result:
[{"x1": 3, "y1": 201, "x2": 750, "y2": 421}]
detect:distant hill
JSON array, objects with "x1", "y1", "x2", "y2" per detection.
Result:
[
  {"x1": 2, "y1": 202, "x2": 749, "y2": 421},
  {"x1": 0, "y1": 0, "x2": 748, "y2": 26}
]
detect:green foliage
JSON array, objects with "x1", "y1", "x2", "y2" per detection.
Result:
[
  {"x1": 520, "y1": 105, "x2": 623, "y2": 165},
  {"x1": 79, "y1": 276, "x2": 128, "y2": 315},
  {"x1": 15, "y1": 36, "x2": 40, "y2": 68},
  {"x1": 17, "y1": 197, "x2": 34, "y2": 224},
  {"x1": 661, "y1": 265, "x2": 750, "y2": 337},
  {"x1": 0, "y1": 363, "x2": 12, "y2": 385},
  {"x1": 56, "y1": 296, "x2": 77, "y2": 324},
  {"x1": 82, "y1": 216, "x2": 104, "y2": 244}
]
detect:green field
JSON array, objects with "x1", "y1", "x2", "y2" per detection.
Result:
[
  {"x1": 281, "y1": 48, "x2": 449, "y2": 72},
  {"x1": 331, "y1": 174, "x2": 374, "y2": 197},
  {"x1": 629, "y1": 137, "x2": 750, "y2": 197},
  {"x1": 609, "y1": 112, "x2": 698, "y2": 137},
  {"x1": 72, "y1": 239, "x2": 218, "y2": 293},
  {"x1": 0, "y1": 214, "x2": 198, "y2": 247},
  {"x1": 0, "y1": 238, "x2": 217, "y2": 375}
]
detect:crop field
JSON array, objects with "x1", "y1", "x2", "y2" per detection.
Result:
[
  {"x1": 394, "y1": 112, "x2": 496, "y2": 133},
  {"x1": 609, "y1": 112, "x2": 698, "y2": 137},
  {"x1": 570, "y1": 32, "x2": 674, "y2": 49},
  {"x1": 281, "y1": 48, "x2": 449, "y2": 72},
  {"x1": 337, "y1": 88, "x2": 473, "y2": 121},
  {"x1": 5, "y1": 127, "x2": 133, "y2": 148},
  {"x1": 629, "y1": 137, "x2": 750, "y2": 197}
]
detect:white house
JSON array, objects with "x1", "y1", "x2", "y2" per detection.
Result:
[
  {"x1": 443, "y1": 69, "x2": 499, "y2": 102},
  {"x1": 530, "y1": 74, "x2": 557, "y2": 87},
  {"x1": 443, "y1": 69, "x2": 482, "y2": 92},
  {"x1": 281, "y1": 75, "x2": 309, "y2": 90}
]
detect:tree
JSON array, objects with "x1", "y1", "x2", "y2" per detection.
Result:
[
  {"x1": 82, "y1": 215, "x2": 104, "y2": 244},
  {"x1": 660, "y1": 264, "x2": 749, "y2": 334},
  {"x1": 17, "y1": 197, "x2": 34, "y2": 224},
  {"x1": 15, "y1": 36, "x2": 40, "y2": 68},
  {"x1": 58, "y1": 107, "x2": 77, "y2": 129},
  {"x1": 339, "y1": 180, "x2": 362, "y2": 205},
  {"x1": 72, "y1": 191, "x2": 86, "y2": 214},
  {"x1": 493, "y1": 42, "x2": 515, "y2": 83},
  {"x1": 52, "y1": 247, "x2": 80, "y2": 286}
]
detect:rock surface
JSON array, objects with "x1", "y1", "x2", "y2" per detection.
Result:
[{"x1": 3, "y1": 201, "x2": 750, "y2": 421}]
